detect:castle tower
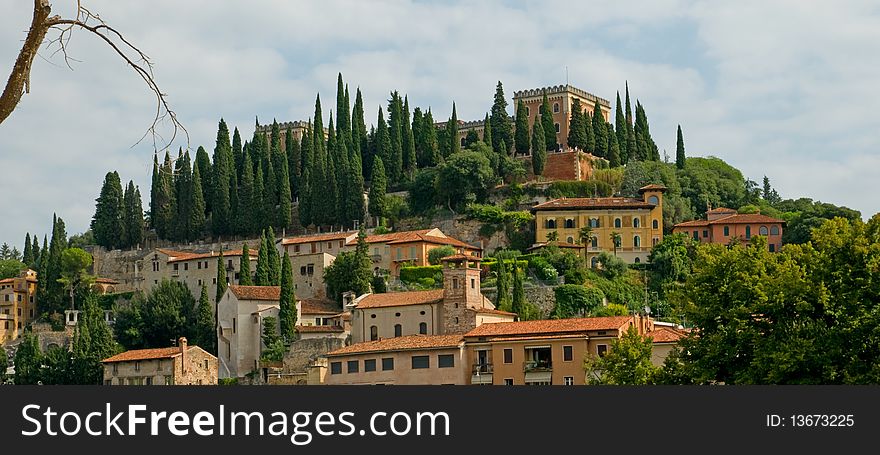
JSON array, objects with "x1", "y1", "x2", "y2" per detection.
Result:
[
  {"x1": 440, "y1": 254, "x2": 483, "y2": 335},
  {"x1": 638, "y1": 184, "x2": 668, "y2": 248}
]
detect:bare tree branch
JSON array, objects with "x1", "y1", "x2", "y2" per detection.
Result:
[{"x1": 1, "y1": 0, "x2": 187, "y2": 153}]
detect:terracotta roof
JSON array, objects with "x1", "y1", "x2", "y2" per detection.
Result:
[
  {"x1": 300, "y1": 298, "x2": 341, "y2": 315},
  {"x1": 638, "y1": 184, "x2": 668, "y2": 193},
  {"x1": 673, "y1": 213, "x2": 786, "y2": 228},
  {"x1": 706, "y1": 207, "x2": 736, "y2": 213},
  {"x1": 527, "y1": 242, "x2": 584, "y2": 251},
  {"x1": 228, "y1": 285, "x2": 281, "y2": 301},
  {"x1": 386, "y1": 234, "x2": 477, "y2": 250},
  {"x1": 156, "y1": 248, "x2": 189, "y2": 257},
  {"x1": 326, "y1": 335, "x2": 463, "y2": 356},
  {"x1": 649, "y1": 326, "x2": 687, "y2": 344},
  {"x1": 485, "y1": 333, "x2": 587, "y2": 342},
  {"x1": 348, "y1": 229, "x2": 436, "y2": 245},
  {"x1": 167, "y1": 250, "x2": 256, "y2": 263},
  {"x1": 475, "y1": 308, "x2": 518, "y2": 317},
  {"x1": 296, "y1": 325, "x2": 345, "y2": 333},
  {"x1": 102, "y1": 346, "x2": 191, "y2": 363},
  {"x1": 532, "y1": 197, "x2": 655, "y2": 211},
  {"x1": 95, "y1": 277, "x2": 119, "y2": 285},
  {"x1": 355, "y1": 289, "x2": 445, "y2": 309},
  {"x1": 465, "y1": 316, "x2": 634, "y2": 338},
  {"x1": 0, "y1": 278, "x2": 13, "y2": 284},
  {"x1": 281, "y1": 231, "x2": 357, "y2": 245}
]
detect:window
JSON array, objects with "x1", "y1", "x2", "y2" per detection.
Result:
[
  {"x1": 471, "y1": 278, "x2": 475, "y2": 289},
  {"x1": 759, "y1": 226, "x2": 769, "y2": 236},
  {"x1": 771, "y1": 226, "x2": 780, "y2": 236},
  {"x1": 419, "y1": 322, "x2": 427, "y2": 335},
  {"x1": 370, "y1": 326, "x2": 378, "y2": 341},
  {"x1": 591, "y1": 237, "x2": 598, "y2": 248},
  {"x1": 633, "y1": 236, "x2": 641, "y2": 248},
  {"x1": 555, "y1": 123, "x2": 560, "y2": 133},
  {"x1": 411, "y1": 355, "x2": 430, "y2": 369},
  {"x1": 197, "y1": 262, "x2": 202, "y2": 270},
  {"x1": 745, "y1": 226, "x2": 752, "y2": 239},
  {"x1": 382, "y1": 358, "x2": 394, "y2": 371},
  {"x1": 590, "y1": 218, "x2": 599, "y2": 228},
  {"x1": 452, "y1": 278, "x2": 458, "y2": 289},
  {"x1": 347, "y1": 360, "x2": 359, "y2": 373},
  {"x1": 503, "y1": 348, "x2": 513, "y2": 364},
  {"x1": 438, "y1": 354, "x2": 455, "y2": 368},
  {"x1": 769, "y1": 244, "x2": 776, "y2": 253},
  {"x1": 112, "y1": 363, "x2": 118, "y2": 374},
  {"x1": 563, "y1": 345, "x2": 573, "y2": 362},
  {"x1": 525, "y1": 106, "x2": 530, "y2": 116},
  {"x1": 173, "y1": 264, "x2": 179, "y2": 271},
  {"x1": 184, "y1": 263, "x2": 188, "y2": 271},
  {"x1": 634, "y1": 257, "x2": 641, "y2": 264},
  {"x1": 703, "y1": 230, "x2": 709, "y2": 238},
  {"x1": 504, "y1": 378, "x2": 514, "y2": 386},
  {"x1": 394, "y1": 324, "x2": 402, "y2": 337},
  {"x1": 145, "y1": 377, "x2": 153, "y2": 386},
  {"x1": 633, "y1": 217, "x2": 640, "y2": 228},
  {"x1": 233, "y1": 318, "x2": 236, "y2": 334},
  {"x1": 330, "y1": 362, "x2": 342, "y2": 374},
  {"x1": 564, "y1": 376, "x2": 574, "y2": 385},
  {"x1": 597, "y1": 345, "x2": 608, "y2": 357},
  {"x1": 327, "y1": 242, "x2": 332, "y2": 249},
  {"x1": 553, "y1": 102, "x2": 559, "y2": 113},
  {"x1": 294, "y1": 245, "x2": 300, "y2": 253},
  {"x1": 648, "y1": 195, "x2": 659, "y2": 205},
  {"x1": 364, "y1": 359, "x2": 376, "y2": 372},
  {"x1": 339, "y1": 240, "x2": 344, "y2": 248},
  {"x1": 652, "y1": 219, "x2": 659, "y2": 230},
  {"x1": 564, "y1": 218, "x2": 575, "y2": 228},
  {"x1": 567, "y1": 236, "x2": 574, "y2": 244},
  {"x1": 723, "y1": 226, "x2": 730, "y2": 236},
  {"x1": 135, "y1": 361, "x2": 141, "y2": 372},
  {"x1": 614, "y1": 218, "x2": 622, "y2": 228},
  {"x1": 693, "y1": 231, "x2": 699, "y2": 241},
  {"x1": 300, "y1": 266, "x2": 307, "y2": 276},
  {"x1": 546, "y1": 218, "x2": 556, "y2": 229}
]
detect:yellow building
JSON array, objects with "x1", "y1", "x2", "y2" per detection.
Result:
[
  {"x1": 531, "y1": 184, "x2": 667, "y2": 265},
  {"x1": 0, "y1": 269, "x2": 38, "y2": 343}
]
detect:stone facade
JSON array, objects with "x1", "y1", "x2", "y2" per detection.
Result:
[
  {"x1": 440, "y1": 258, "x2": 482, "y2": 334},
  {"x1": 512, "y1": 84, "x2": 611, "y2": 151},
  {"x1": 515, "y1": 149, "x2": 595, "y2": 182},
  {"x1": 102, "y1": 338, "x2": 218, "y2": 385}
]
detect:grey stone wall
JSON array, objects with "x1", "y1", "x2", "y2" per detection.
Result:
[
  {"x1": 282, "y1": 337, "x2": 347, "y2": 374},
  {"x1": 481, "y1": 286, "x2": 557, "y2": 318}
]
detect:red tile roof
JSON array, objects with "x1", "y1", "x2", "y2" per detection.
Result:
[
  {"x1": 673, "y1": 219, "x2": 710, "y2": 228},
  {"x1": 296, "y1": 325, "x2": 345, "y2": 333},
  {"x1": 355, "y1": 289, "x2": 445, "y2": 309},
  {"x1": 300, "y1": 298, "x2": 341, "y2": 315},
  {"x1": 465, "y1": 316, "x2": 635, "y2": 338},
  {"x1": 228, "y1": 285, "x2": 280, "y2": 301},
  {"x1": 326, "y1": 335, "x2": 463, "y2": 356},
  {"x1": 638, "y1": 184, "x2": 668, "y2": 193},
  {"x1": 354, "y1": 229, "x2": 436, "y2": 244},
  {"x1": 649, "y1": 326, "x2": 688, "y2": 344},
  {"x1": 281, "y1": 231, "x2": 357, "y2": 245},
  {"x1": 475, "y1": 308, "x2": 518, "y2": 317},
  {"x1": 102, "y1": 346, "x2": 192, "y2": 363},
  {"x1": 532, "y1": 197, "x2": 655, "y2": 211},
  {"x1": 95, "y1": 277, "x2": 120, "y2": 285},
  {"x1": 166, "y1": 250, "x2": 256, "y2": 263}
]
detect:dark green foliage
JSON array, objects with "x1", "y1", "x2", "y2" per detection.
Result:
[
  {"x1": 215, "y1": 251, "x2": 227, "y2": 303},
  {"x1": 591, "y1": 101, "x2": 607, "y2": 158},
  {"x1": 194, "y1": 285, "x2": 216, "y2": 355},
  {"x1": 388, "y1": 91, "x2": 404, "y2": 182},
  {"x1": 0, "y1": 259, "x2": 26, "y2": 279},
  {"x1": 400, "y1": 265, "x2": 443, "y2": 284},
  {"x1": 255, "y1": 230, "x2": 270, "y2": 286},
  {"x1": 531, "y1": 115, "x2": 546, "y2": 176},
  {"x1": 465, "y1": 203, "x2": 533, "y2": 228},
  {"x1": 260, "y1": 316, "x2": 286, "y2": 363},
  {"x1": 239, "y1": 243, "x2": 253, "y2": 286},
  {"x1": 540, "y1": 91, "x2": 555, "y2": 151},
  {"x1": 371, "y1": 275, "x2": 387, "y2": 293},
  {"x1": 402, "y1": 95, "x2": 416, "y2": 179},
  {"x1": 114, "y1": 280, "x2": 197, "y2": 350},
  {"x1": 279, "y1": 254, "x2": 297, "y2": 342},
  {"x1": 567, "y1": 98, "x2": 587, "y2": 150},
  {"x1": 776, "y1": 197, "x2": 860, "y2": 244},
  {"x1": 494, "y1": 254, "x2": 511, "y2": 309},
  {"x1": 266, "y1": 226, "x2": 281, "y2": 286},
  {"x1": 614, "y1": 91, "x2": 628, "y2": 163},
  {"x1": 607, "y1": 125, "x2": 622, "y2": 167},
  {"x1": 0, "y1": 346, "x2": 6, "y2": 382},
  {"x1": 546, "y1": 180, "x2": 613, "y2": 198},
  {"x1": 323, "y1": 228, "x2": 372, "y2": 303},
  {"x1": 92, "y1": 171, "x2": 125, "y2": 249},
  {"x1": 510, "y1": 263, "x2": 526, "y2": 317},
  {"x1": 195, "y1": 146, "x2": 213, "y2": 214},
  {"x1": 446, "y1": 102, "x2": 460, "y2": 156},
  {"x1": 436, "y1": 150, "x2": 497, "y2": 211},
  {"x1": 237, "y1": 149, "x2": 255, "y2": 234},
  {"x1": 407, "y1": 167, "x2": 439, "y2": 215},
  {"x1": 14, "y1": 333, "x2": 42, "y2": 384},
  {"x1": 212, "y1": 118, "x2": 233, "y2": 235},
  {"x1": 675, "y1": 124, "x2": 686, "y2": 169},
  {"x1": 369, "y1": 156, "x2": 387, "y2": 222},
  {"x1": 585, "y1": 326, "x2": 658, "y2": 385},
  {"x1": 22, "y1": 232, "x2": 33, "y2": 267},
  {"x1": 598, "y1": 251, "x2": 627, "y2": 279},
  {"x1": 514, "y1": 99, "x2": 530, "y2": 154},
  {"x1": 648, "y1": 233, "x2": 697, "y2": 299},
  {"x1": 482, "y1": 113, "x2": 493, "y2": 153},
  {"x1": 353, "y1": 88, "x2": 369, "y2": 177},
  {"x1": 427, "y1": 246, "x2": 456, "y2": 265},
  {"x1": 39, "y1": 215, "x2": 68, "y2": 315},
  {"x1": 464, "y1": 129, "x2": 479, "y2": 148},
  {"x1": 490, "y1": 81, "x2": 513, "y2": 155},
  {"x1": 527, "y1": 255, "x2": 558, "y2": 282},
  {"x1": 762, "y1": 175, "x2": 781, "y2": 205},
  {"x1": 124, "y1": 181, "x2": 145, "y2": 247},
  {"x1": 552, "y1": 285, "x2": 604, "y2": 318}
]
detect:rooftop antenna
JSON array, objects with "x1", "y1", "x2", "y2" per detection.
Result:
[{"x1": 565, "y1": 65, "x2": 569, "y2": 86}]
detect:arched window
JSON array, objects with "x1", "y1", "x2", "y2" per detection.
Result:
[
  {"x1": 590, "y1": 218, "x2": 600, "y2": 228},
  {"x1": 634, "y1": 236, "x2": 641, "y2": 248},
  {"x1": 547, "y1": 218, "x2": 557, "y2": 229},
  {"x1": 614, "y1": 218, "x2": 622, "y2": 228},
  {"x1": 723, "y1": 226, "x2": 730, "y2": 236},
  {"x1": 394, "y1": 324, "x2": 402, "y2": 337},
  {"x1": 566, "y1": 236, "x2": 574, "y2": 244},
  {"x1": 759, "y1": 226, "x2": 769, "y2": 236},
  {"x1": 745, "y1": 226, "x2": 752, "y2": 239},
  {"x1": 553, "y1": 102, "x2": 560, "y2": 113},
  {"x1": 591, "y1": 257, "x2": 599, "y2": 268},
  {"x1": 419, "y1": 322, "x2": 427, "y2": 335},
  {"x1": 591, "y1": 237, "x2": 598, "y2": 248},
  {"x1": 460, "y1": 137, "x2": 466, "y2": 146},
  {"x1": 370, "y1": 326, "x2": 378, "y2": 341},
  {"x1": 770, "y1": 226, "x2": 780, "y2": 236},
  {"x1": 633, "y1": 218, "x2": 640, "y2": 228},
  {"x1": 555, "y1": 123, "x2": 560, "y2": 133},
  {"x1": 648, "y1": 195, "x2": 659, "y2": 205},
  {"x1": 525, "y1": 106, "x2": 530, "y2": 116},
  {"x1": 634, "y1": 257, "x2": 641, "y2": 264},
  {"x1": 565, "y1": 218, "x2": 575, "y2": 228},
  {"x1": 652, "y1": 219, "x2": 659, "y2": 230}
]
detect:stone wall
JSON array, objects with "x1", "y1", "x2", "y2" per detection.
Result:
[
  {"x1": 32, "y1": 323, "x2": 74, "y2": 352},
  {"x1": 481, "y1": 286, "x2": 557, "y2": 319},
  {"x1": 515, "y1": 150, "x2": 595, "y2": 182},
  {"x1": 282, "y1": 336, "x2": 347, "y2": 375},
  {"x1": 396, "y1": 215, "x2": 509, "y2": 253}
]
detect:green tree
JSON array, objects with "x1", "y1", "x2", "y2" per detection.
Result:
[
  {"x1": 584, "y1": 326, "x2": 658, "y2": 384},
  {"x1": 388, "y1": 91, "x2": 404, "y2": 182},
  {"x1": 402, "y1": 95, "x2": 417, "y2": 179},
  {"x1": 216, "y1": 251, "x2": 227, "y2": 303},
  {"x1": 239, "y1": 243, "x2": 253, "y2": 286},
  {"x1": 648, "y1": 233, "x2": 696, "y2": 297},
  {"x1": 482, "y1": 113, "x2": 493, "y2": 153},
  {"x1": 195, "y1": 285, "x2": 217, "y2": 355},
  {"x1": 22, "y1": 232, "x2": 33, "y2": 267},
  {"x1": 237, "y1": 149, "x2": 255, "y2": 235},
  {"x1": 114, "y1": 280, "x2": 197, "y2": 349},
  {"x1": 591, "y1": 102, "x2": 607, "y2": 157},
  {"x1": 427, "y1": 245, "x2": 456, "y2": 265},
  {"x1": 511, "y1": 263, "x2": 526, "y2": 317},
  {"x1": 13, "y1": 333, "x2": 42, "y2": 384},
  {"x1": 578, "y1": 225, "x2": 594, "y2": 266},
  {"x1": 436, "y1": 150, "x2": 497, "y2": 211},
  {"x1": 531, "y1": 115, "x2": 546, "y2": 176},
  {"x1": 446, "y1": 102, "x2": 460, "y2": 156},
  {"x1": 124, "y1": 181, "x2": 145, "y2": 247},
  {"x1": 614, "y1": 91, "x2": 628, "y2": 163},
  {"x1": 464, "y1": 129, "x2": 480, "y2": 148},
  {"x1": 675, "y1": 124, "x2": 686, "y2": 169},
  {"x1": 514, "y1": 99, "x2": 530, "y2": 154},
  {"x1": 567, "y1": 98, "x2": 586, "y2": 150},
  {"x1": 323, "y1": 227, "x2": 372, "y2": 303},
  {"x1": 69, "y1": 293, "x2": 119, "y2": 384},
  {"x1": 189, "y1": 166, "x2": 206, "y2": 239},
  {"x1": 266, "y1": 226, "x2": 281, "y2": 285},
  {"x1": 212, "y1": 118, "x2": 233, "y2": 235},
  {"x1": 0, "y1": 346, "x2": 6, "y2": 383},
  {"x1": 0, "y1": 259, "x2": 26, "y2": 280},
  {"x1": 546, "y1": 230, "x2": 559, "y2": 243},
  {"x1": 255, "y1": 231, "x2": 270, "y2": 286},
  {"x1": 490, "y1": 81, "x2": 513, "y2": 155},
  {"x1": 91, "y1": 171, "x2": 125, "y2": 249},
  {"x1": 494, "y1": 255, "x2": 511, "y2": 310},
  {"x1": 259, "y1": 316, "x2": 286, "y2": 363},
  {"x1": 607, "y1": 126, "x2": 622, "y2": 167},
  {"x1": 279, "y1": 253, "x2": 297, "y2": 342},
  {"x1": 541, "y1": 90, "x2": 556, "y2": 151},
  {"x1": 369, "y1": 156, "x2": 388, "y2": 224},
  {"x1": 58, "y1": 247, "x2": 94, "y2": 311},
  {"x1": 552, "y1": 285, "x2": 604, "y2": 318},
  {"x1": 762, "y1": 176, "x2": 781, "y2": 205}
]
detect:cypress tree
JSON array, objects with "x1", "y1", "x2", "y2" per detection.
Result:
[
  {"x1": 324, "y1": 120, "x2": 340, "y2": 226},
  {"x1": 614, "y1": 92, "x2": 628, "y2": 163},
  {"x1": 124, "y1": 181, "x2": 144, "y2": 247},
  {"x1": 22, "y1": 233, "x2": 33, "y2": 268},
  {"x1": 532, "y1": 115, "x2": 546, "y2": 176},
  {"x1": 369, "y1": 157, "x2": 387, "y2": 224},
  {"x1": 190, "y1": 166, "x2": 206, "y2": 239},
  {"x1": 279, "y1": 253, "x2": 297, "y2": 342},
  {"x1": 266, "y1": 227, "x2": 281, "y2": 286},
  {"x1": 276, "y1": 136, "x2": 292, "y2": 229},
  {"x1": 239, "y1": 243, "x2": 253, "y2": 286},
  {"x1": 494, "y1": 256, "x2": 511, "y2": 310},
  {"x1": 299, "y1": 122, "x2": 314, "y2": 228},
  {"x1": 625, "y1": 82, "x2": 636, "y2": 161},
  {"x1": 464, "y1": 129, "x2": 479, "y2": 148},
  {"x1": 31, "y1": 235, "x2": 41, "y2": 270},
  {"x1": 212, "y1": 119, "x2": 233, "y2": 236},
  {"x1": 511, "y1": 263, "x2": 525, "y2": 318},
  {"x1": 423, "y1": 109, "x2": 440, "y2": 166},
  {"x1": 237, "y1": 148, "x2": 255, "y2": 235},
  {"x1": 514, "y1": 99, "x2": 530, "y2": 155},
  {"x1": 584, "y1": 111, "x2": 595, "y2": 152},
  {"x1": 92, "y1": 171, "x2": 125, "y2": 250},
  {"x1": 567, "y1": 98, "x2": 586, "y2": 150},
  {"x1": 608, "y1": 125, "x2": 622, "y2": 167},
  {"x1": 196, "y1": 285, "x2": 216, "y2": 355},
  {"x1": 215, "y1": 252, "x2": 226, "y2": 303},
  {"x1": 490, "y1": 81, "x2": 513, "y2": 155},
  {"x1": 402, "y1": 96, "x2": 417, "y2": 179},
  {"x1": 353, "y1": 88, "x2": 369, "y2": 176},
  {"x1": 232, "y1": 127, "x2": 243, "y2": 180},
  {"x1": 44, "y1": 216, "x2": 67, "y2": 315},
  {"x1": 336, "y1": 74, "x2": 351, "y2": 149},
  {"x1": 446, "y1": 102, "x2": 460, "y2": 156},
  {"x1": 173, "y1": 151, "x2": 193, "y2": 241},
  {"x1": 255, "y1": 230, "x2": 270, "y2": 286},
  {"x1": 286, "y1": 129, "x2": 300, "y2": 199},
  {"x1": 592, "y1": 101, "x2": 607, "y2": 158},
  {"x1": 150, "y1": 153, "x2": 160, "y2": 233},
  {"x1": 375, "y1": 107, "x2": 391, "y2": 170},
  {"x1": 36, "y1": 234, "x2": 49, "y2": 312},
  {"x1": 412, "y1": 106, "x2": 425, "y2": 166},
  {"x1": 676, "y1": 124, "x2": 686, "y2": 169},
  {"x1": 482, "y1": 113, "x2": 492, "y2": 148},
  {"x1": 254, "y1": 164, "x2": 267, "y2": 232},
  {"x1": 388, "y1": 91, "x2": 404, "y2": 182},
  {"x1": 541, "y1": 90, "x2": 555, "y2": 151}
]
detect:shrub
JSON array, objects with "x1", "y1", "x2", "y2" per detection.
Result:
[
  {"x1": 528, "y1": 256, "x2": 558, "y2": 282},
  {"x1": 465, "y1": 203, "x2": 533, "y2": 228},
  {"x1": 553, "y1": 285, "x2": 605, "y2": 318},
  {"x1": 546, "y1": 180, "x2": 613, "y2": 199},
  {"x1": 592, "y1": 303, "x2": 629, "y2": 317},
  {"x1": 564, "y1": 268, "x2": 588, "y2": 285},
  {"x1": 427, "y1": 245, "x2": 457, "y2": 265},
  {"x1": 400, "y1": 265, "x2": 443, "y2": 284},
  {"x1": 598, "y1": 252, "x2": 628, "y2": 279},
  {"x1": 540, "y1": 246, "x2": 581, "y2": 276},
  {"x1": 416, "y1": 278, "x2": 436, "y2": 288}
]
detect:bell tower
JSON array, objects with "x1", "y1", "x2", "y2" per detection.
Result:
[{"x1": 440, "y1": 254, "x2": 482, "y2": 334}]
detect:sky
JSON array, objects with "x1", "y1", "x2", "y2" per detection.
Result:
[{"x1": 1, "y1": 0, "x2": 879, "y2": 246}]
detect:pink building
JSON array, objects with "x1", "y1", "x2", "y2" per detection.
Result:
[{"x1": 672, "y1": 208, "x2": 785, "y2": 252}]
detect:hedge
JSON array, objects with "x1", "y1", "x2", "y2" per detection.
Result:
[
  {"x1": 546, "y1": 180, "x2": 613, "y2": 199},
  {"x1": 527, "y1": 256, "x2": 558, "y2": 281},
  {"x1": 400, "y1": 265, "x2": 443, "y2": 283},
  {"x1": 482, "y1": 259, "x2": 529, "y2": 273}
]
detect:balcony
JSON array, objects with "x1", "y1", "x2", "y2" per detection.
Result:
[
  {"x1": 170, "y1": 269, "x2": 180, "y2": 277},
  {"x1": 472, "y1": 363, "x2": 493, "y2": 375},
  {"x1": 523, "y1": 360, "x2": 552, "y2": 373},
  {"x1": 370, "y1": 254, "x2": 382, "y2": 263},
  {"x1": 471, "y1": 363, "x2": 493, "y2": 385}
]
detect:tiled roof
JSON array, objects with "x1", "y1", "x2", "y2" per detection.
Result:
[
  {"x1": 0, "y1": 278, "x2": 13, "y2": 284},
  {"x1": 326, "y1": 335, "x2": 463, "y2": 356},
  {"x1": 638, "y1": 184, "x2": 668, "y2": 193},
  {"x1": 281, "y1": 231, "x2": 357, "y2": 245},
  {"x1": 649, "y1": 326, "x2": 688, "y2": 344},
  {"x1": 673, "y1": 220, "x2": 710, "y2": 228},
  {"x1": 166, "y1": 250, "x2": 256, "y2": 263},
  {"x1": 475, "y1": 308, "x2": 518, "y2": 317},
  {"x1": 300, "y1": 298, "x2": 341, "y2": 315},
  {"x1": 95, "y1": 277, "x2": 120, "y2": 284},
  {"x1": 355, "y1": 289, "x2": 445, "y2": 309},
  {"x1": 228, "y1": 285, "x2": 281, "y2": 301},
  {"x1": 532, "y1": 197, "x2": 655, "y2": 211},
  {"x1": 386, "y1": 234, "x2": 476, "y2": 250},
  {"x1": 296, "y1": 325, "x2": 345, "y2": 333},
  {"x1": 674, "y1": 213, "x2": 786, "y2": 228},
  {"x1": 347, "y1": 229, "x2": 436, "y2": 245},
  {"x1": 527, "y1": 242, "x2": 584, "y2": 251},
  {"x1": 706, "y1": 207, "x2": 736, "y2": 213},
  {"x1": 464, "y1": 316, "x2": 634, "y2": 338},
  {"x1": 102, "y1": 346, "x2": 191, "y2": 363}
]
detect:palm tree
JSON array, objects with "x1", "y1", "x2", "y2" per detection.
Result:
[
  {"x1": 578, "y1": 225, "x2": 593, "y2": 267},
  {"x1": 546, "y1": 230, "x2": 559, "y2": 243},
  {"x1": 610, "y1": 231, "x2": 622, "y2": 256}
]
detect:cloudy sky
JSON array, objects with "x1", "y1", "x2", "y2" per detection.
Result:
[{"x1": 1, "y1": 0, "x2": 878, "y2": 246}]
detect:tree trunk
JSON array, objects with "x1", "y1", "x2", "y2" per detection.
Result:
[{"x1": 0, "y1": 0, "x2": 55, "y2": 125}]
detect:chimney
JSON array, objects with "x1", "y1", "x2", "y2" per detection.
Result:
[{"x1": 179, "y1": 337, "x2": 188, "y2": 374}]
